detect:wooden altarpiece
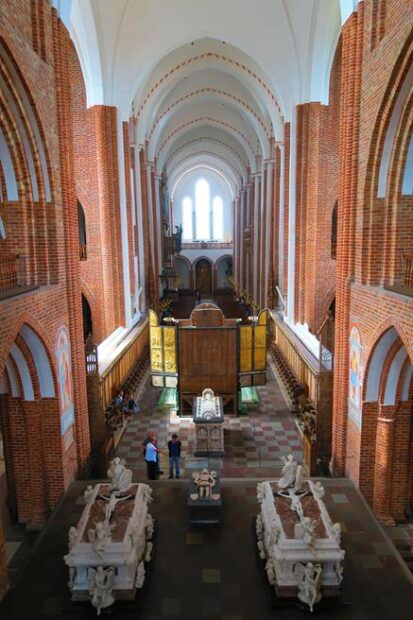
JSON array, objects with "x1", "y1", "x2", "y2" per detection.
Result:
[{"x1": 149, "y1": 304, "x2": 269, "y2": 414}]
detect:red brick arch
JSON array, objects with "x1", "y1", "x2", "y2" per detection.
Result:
[{"x1": 0, "y1": 312, "x2": 58, "y2": 390}]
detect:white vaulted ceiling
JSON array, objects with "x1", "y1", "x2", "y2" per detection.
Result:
[{"x1": 54, "y1": 0, "x2": 349, "y2": 184}]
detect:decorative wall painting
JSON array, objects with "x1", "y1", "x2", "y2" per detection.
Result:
[
  {"x1": 349, "y1": 324, "x2": 363, "y2": 410},
  {"x1": 56, "y1": 326, "x2": 75, "y2": 436}
]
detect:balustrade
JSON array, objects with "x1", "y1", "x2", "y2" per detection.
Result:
[
  {"x1": 403, "y1": 253, "x2": 413, "y2": 287},
  {"x1": 0, "y1": 254, "x2": 18, "y2": 292}
]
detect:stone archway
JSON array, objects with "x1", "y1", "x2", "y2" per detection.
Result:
[
  {"x1": 195, "y1": 258, "x2": 213, "y2": 296},
  {"x1": 359, "y1": 326, "x2": 413, "y2": 523},
  {"x1": 0, "y1": 322, "x2": 69, "y2": 530}
]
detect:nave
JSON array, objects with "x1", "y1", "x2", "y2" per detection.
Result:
[{"x1": 2, "y1": 374, "x2": 413, "y2": 620}]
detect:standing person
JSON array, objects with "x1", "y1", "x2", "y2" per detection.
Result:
[
  {"x1": 168, "y1": 433, "x2": 182, "y2": 479},
  {"x1": 144, "y1": 436, "x2": 158, "y2": 480},
  {"x1": 142, "y1": 432, "x2": 164, "y2": 476}
]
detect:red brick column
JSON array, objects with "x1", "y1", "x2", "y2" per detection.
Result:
[
  {"x1": 92, "y1": 105, "x2": 125, "y2": 330},
  {"x1": 373, "y1": 407, "x2": 396, "y2": 524},
  {"x1": 26, "y1": 401, "x2": 48, "y2": 528},
  {"x1": 0, "y1": 511, "x2": 8, "y2": 600},
  {"x1": 264, "y1": 158, "x2": 275, "y2": 309},
  {"x1": 282, "y1": 123, "x2": 290, "y2": 296},
  {"x1": 123, "y1": 121, "x2": 136, "y2": 314},
  {"x1": 150, "y1": 164, "x2": 160, "y2": 298},
  {"x1": 248, "y1": 176, "x2": 254, "y2": 298},
  {"x1": 8, "y1": 398, "x2": 31, "y2": 523},
  {"x1": 331, "y1": 5, "x2": 364, "y2": 474},
  {"x1": 52, "y1": 12, "x2": 90, "y2": 473},
  {"x1": 251, "y1": 172, "x2": 261, "y2": 302},
  {"x1": 390, "y1": 400, "x2": 413, "y2": 520},
  {"x1": 139, "y1": 148, "x2": 151, "y2": 303}
]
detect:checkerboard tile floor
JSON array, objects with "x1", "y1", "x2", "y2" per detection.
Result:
[
  {"x1": 116, "y1": 368, "x2": 303, "y2": 479},
  {"x1": 3, "y1": 478, "x2": 413, "y2": 620}
]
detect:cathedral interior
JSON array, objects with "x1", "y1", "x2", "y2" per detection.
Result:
[{"x1": 0, "y1": 0, "x2": 413, "y2": 618}]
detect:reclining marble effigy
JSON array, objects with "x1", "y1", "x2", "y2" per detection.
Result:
[
  {"x1": 65, "y1": 458, "x2": 154, "y2": 615},
  {"x1": 256, "y1": 455, "x2": 344, "y2": 611}
]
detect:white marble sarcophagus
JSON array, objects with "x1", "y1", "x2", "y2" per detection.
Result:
[
  {"x1": 193, "y1": 388, "x2": 224, "y2": 456},
  {"x1": 256, "y1": 457, "x2": 345, "y2": 611},
  {"x1": 64, "y1": 460, "x2": 154, "y2": 615}
]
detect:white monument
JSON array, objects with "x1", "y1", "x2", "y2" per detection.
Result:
[
  {"x1": 193, "y1": 388, "x2": 224, "y2": 456},
  {"x1": 256, "y1": 455, "x2": 344, "y2": 611},
  {"x1": 190, "y1": 469, "x2": 221, "y2": 501},
  {"x1": 65, "y1": 459, "x2": 154, "y2": 615}
]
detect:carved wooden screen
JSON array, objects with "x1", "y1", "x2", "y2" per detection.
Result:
[{"x1": 178, "y1": 326, "x2": 237, "y2": 412}]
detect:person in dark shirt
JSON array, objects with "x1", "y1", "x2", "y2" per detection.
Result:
[
  {"x1": 124, "y1": 394, "x2": 140, "y2": 415},
  {"x1": 168, "y1": 433, "x2": 182, "y2": 479}
]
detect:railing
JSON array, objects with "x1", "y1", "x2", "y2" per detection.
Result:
[
  {"x1": 0, "y1": 255, "x2": 18, "y2": 292},
  {"x1": 181, "y1": 241, "x2": 232, "y2": 250},
  {"x1": 403, "y1": 254, "x2": 413, "y2": 287},
  {"x1": 383, "y1": 254, "x2": 413, "y2": 298},
  {"x1": 100, "y1": 320, "x2": 149, "y2": 409},
  {"x1": 270, "y1": 315, "x2": 319, "y2": 404},
  {"x1": 79, "y1": 244, "x2": 87, "y2": 261}
]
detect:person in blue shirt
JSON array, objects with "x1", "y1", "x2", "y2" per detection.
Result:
[
  {"x1": 142, "y1": 432, "x2": 164, "y2": 477},
  {"x1": 168, "y1": 433, "x2": 182, "y2": 479},
  {"x1": 144, "y1": 439, "x2": 159, "y2": 480}
]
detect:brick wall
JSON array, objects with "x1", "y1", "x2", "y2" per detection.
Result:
[
  {"x1": 293, "y1": 41, "x2": 341, "y2": 332},
  {"x1": 68, "y1": 38, "x2": 126, "y2": 341},
  {"x1": 332, "y1": 0, "x2": 413, "y2": 523},
  {"x1": 0, "y1": 0, "x2": 94, "y2": 593}
]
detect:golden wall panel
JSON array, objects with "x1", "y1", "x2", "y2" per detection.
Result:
[
  {"x1": 239, "y1": 325, "x2": 253, "y2": 372},
  {"x1": 163, "y1": 326, "x2": 177, "y2": 373},
  {"x1": 150, "y1": 326, "x2": 163, "y2": 372}
]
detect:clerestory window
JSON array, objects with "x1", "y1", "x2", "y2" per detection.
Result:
[{"x1": 181, "y1": 178, "x2": 224, "y2": 241}]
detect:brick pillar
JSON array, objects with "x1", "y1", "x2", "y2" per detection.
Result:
[
  {"x1": 52, "y1": 12, "x2": 90, "y2": 473},
  {"x1": 26, "y1": 402, "x2": 48, "y2": 528},
  {"x1": 390, "y1": 400, "x2": 413, "y2": 520},
  {"x1": 92, "y1": 105, "x2": 125, "y2": 331},
  {"x1": 260, "y1": 163, "x2": 268, "y2": 309},
  {"x1": 0, "y1": 511, "x2": 8, "y2": 601},
  {"x1": 243, "y1": 183, "x2": 251, "y2": 291},
  {"x1": 123, "y1": 121, "x2": 136, "y2": 317},
  {"x1": 8, "y1": 398, "x2": 31, "y2": 523},
  {"x1": 233, "y1": 197, "x2": 238, "y2": 288},
  {"x1": 265, "y1": 158, "x2": 276, "y2": 308},
  {"x1": 138, "y1": 148, "x2": 151, "y2": 305},
  {"x1": 373, "y1": 407, "x2": 396, "y2": 524},
  {"x1": 150, "y1": 165, "x2": 160, "y2": 299},
  {"x1": 154, "y1": 174, "x2": 163, "y2": 281},
  {"x1": 331, "y1": 5, "x2": 364, "y2": 474},
  {"x1": 238, "y1": 190, "x2": 245, "y2": 286},
  {"x1": 252, "y1": 172, "x2": 261, "y2": 302},
  {"x1": 282, "y1": 123, "x2": 290, "y2": 296}
]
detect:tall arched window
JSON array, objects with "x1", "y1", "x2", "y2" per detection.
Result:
[
  {"x1": 212, "y1": 196, "x2": 223, "y2": 240},
  {"x1": 331, "y1": 201, "x2": 337, "y2": 259},
  {"x1": 182, "y1": 196, "x2": 193, "y2": 240},
  {"x1": 195, "y1": 178, "x2": 210, "y2": 240},
  {"x1": 77, "y1": 200, "x2": 87, "y2": 260}
]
